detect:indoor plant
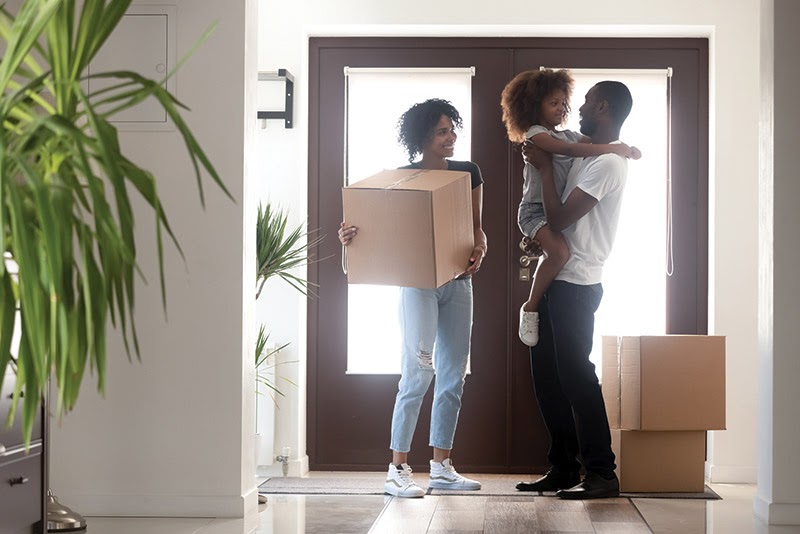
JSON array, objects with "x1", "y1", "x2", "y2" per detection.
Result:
[
  {"x1": 254, "y1": 202, "x2": 322, "y2": 477},
  {"x1": 0, "y1": 0, "x2": 229, "y2": 443},
  {"x1": 255, "y1": 202, "x2": 323, "y2": 397}
]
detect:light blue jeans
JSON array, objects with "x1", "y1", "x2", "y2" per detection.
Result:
[{"x1": 389, "y1": 278, "x2": 473, "y2": 453}]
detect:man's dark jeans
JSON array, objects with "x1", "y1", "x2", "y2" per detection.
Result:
[{"x1": 530, "y1": 280, "x2": 616, "y2": 478}]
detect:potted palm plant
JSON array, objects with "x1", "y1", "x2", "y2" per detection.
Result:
[
  {"x1": 255, "y1": 202, "x2": 323, "y2": 397},
  {"x1": 254, "y1": 202, "x2": 323, "y2": 473},
  {"x1": 0, "y1": 0, "x2": 230, "y2": 444}
]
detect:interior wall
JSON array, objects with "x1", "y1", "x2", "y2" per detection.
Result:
[
  {"x1": 49, "y1": 0, "x2": 258, "y2": 517},
  {"x1": 755, "y1": 0, "x2": 800, "y2": 525},
  {"x1": 258, "y1": 0, "x2": 761, "y2": 484}
]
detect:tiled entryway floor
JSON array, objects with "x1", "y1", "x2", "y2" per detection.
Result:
[{"x1": 79, "y1": 475, "x2": 799, "y2": 533}]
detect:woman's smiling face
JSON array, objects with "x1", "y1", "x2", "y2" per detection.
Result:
[{"x1": 423, "y1": 115, "x2": 457, "y2": 159}]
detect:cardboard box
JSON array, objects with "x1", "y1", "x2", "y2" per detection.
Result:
[
  {"x1": 602, "y1": 335, "x2": 726, "y2": 431},
  {"x1": 341, "y1": 169, "x2": 474, "y2": 288},
  {"x1": 612, "y1": 429, "x2": 706, "y2": 493}
]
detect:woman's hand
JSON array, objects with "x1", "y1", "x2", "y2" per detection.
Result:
[
  {"x1": 462, "y1": 244, "x2": 486, "y2": 276},
  {"x1": 338, "y1": 222, "x2": 357, "y2": 246}
]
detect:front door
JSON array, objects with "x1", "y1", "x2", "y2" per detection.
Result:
[{"x1": 307, "y1": 37, "x2": 708, "y2": 473}]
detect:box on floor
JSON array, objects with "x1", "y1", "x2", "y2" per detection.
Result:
[
  {"x1": 602, "y1": 335, "x2": 726, "y2": 431},
  {"x1": 612, "y1": 429, "x2": 706, "y2": 493}
]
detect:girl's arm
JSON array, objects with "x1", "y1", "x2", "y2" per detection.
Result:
[{"x1": 531, "y1": 132, "x2": 640, "y2": 159}]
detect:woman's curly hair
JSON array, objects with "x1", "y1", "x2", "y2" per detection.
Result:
[
  {"x1": 500, "y1": 69, "x2": 574, "y2": 143},
  {"x1": 397, "y1": 99, "x2": 463, "y2": 162}
]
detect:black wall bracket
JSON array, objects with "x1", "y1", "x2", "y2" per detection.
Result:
[{"x1": 258, "y1": 69, "x2": 294, "y2": 128}]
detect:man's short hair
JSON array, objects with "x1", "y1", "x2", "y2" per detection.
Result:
[{"x1": 595, "y1": 81, "x2": 633, "y2": 124}]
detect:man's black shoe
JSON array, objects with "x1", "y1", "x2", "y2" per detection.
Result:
[
  {"x1": 556, "y1": 472, "x2": 620, "y2": 500},
  {"x1": 516, "y1": 469, "x2": 581, "y2": 492}
]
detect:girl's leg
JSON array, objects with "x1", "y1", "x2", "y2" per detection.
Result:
[
  {"x1": 520, "y1": 225, "x2": 570, "y2": 347},
  {"x1": 523, "y1": 225, "x2": 570, "y2": 313}
]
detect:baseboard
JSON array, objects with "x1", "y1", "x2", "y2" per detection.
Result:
[
  {"x1": 243, "y1": 486, "x2": 260, "y2": 517},
  {"x1": 705, "y1": 461, "x2": 757, "y2": 484},
  {"x1": 60, "y1": 491, "x2": 258, "y2": 518},
  {"x1": 754, "y1": 495, "x2": 800, "y2": 525},
  {"x1": 294, "y1": 454, "x2": 310, "y2": 476}
]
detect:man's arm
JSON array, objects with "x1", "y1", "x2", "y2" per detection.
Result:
[{"x1": 524, "y1": 141, "x2": 598, "y2": 233}]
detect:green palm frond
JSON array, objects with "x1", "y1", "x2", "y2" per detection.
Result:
[
  {"x1": 256, "y1": 202, "x2": 325, "y2": 300},
  {"x1": 255, "y1": 324, "x2": 294, "y2": 401},
  {"x1": 0, "y1": 0, "x2": 229, "y2": 444},
  {"x1": 255, "y1": 202, "x2": 326, "y2": 400}
]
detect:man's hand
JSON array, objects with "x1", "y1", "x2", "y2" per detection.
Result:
[{"x1": 522, "y1": 140, "x2": 553, "y2": 170}]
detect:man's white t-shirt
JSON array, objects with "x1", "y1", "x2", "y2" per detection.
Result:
[{"x1": 556, "y1": 143, "x2": 628, "y2": 285}]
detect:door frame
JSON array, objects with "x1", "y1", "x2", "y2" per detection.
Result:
[{"x1": 307, "y1": 37, "x2": 709, "y2": 471}]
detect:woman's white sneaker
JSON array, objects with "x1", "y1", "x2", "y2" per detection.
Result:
[
  {"x1": 428, "y1": 459, "x2": 481, "y2": 490},
  {"x1": 384, "y1": 463, "x2": 425, "y2": 498}
]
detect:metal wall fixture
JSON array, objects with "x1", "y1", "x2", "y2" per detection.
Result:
[{"x1": 258, "y1": 69, "x2": 294, "y2": 128}]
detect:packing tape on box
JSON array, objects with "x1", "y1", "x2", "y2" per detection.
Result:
[{"x1": 385, "y1": 169, "x2": 428, "y2": 189}]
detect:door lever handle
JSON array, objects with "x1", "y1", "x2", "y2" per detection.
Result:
[{"x1": 519, "y1": 255, "x2": 536, "y2": 268}]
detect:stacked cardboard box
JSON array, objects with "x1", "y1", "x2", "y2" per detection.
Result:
[
  {"x1": 341, "y1": 169, "x2": 474, "y2": 288},
  {"x1": 601, "y1": 335, "x2": 726, "y2": 492}
]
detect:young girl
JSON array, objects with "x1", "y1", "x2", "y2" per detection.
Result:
[{"x1": 501, "y1": 69, "x2": 640, "y2": 347}]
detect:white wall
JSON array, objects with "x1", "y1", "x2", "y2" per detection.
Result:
[
  {"x1": 49, "y1": 0, "x2": 259, "y2": 517},
  {"x1": 755, "y1": 0, "x2": 800, "y2": 525},
  {"x1": 258, "y1": 0, "x2": 762, "y2": 484}
]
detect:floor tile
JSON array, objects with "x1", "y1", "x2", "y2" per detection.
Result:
[
  {"x1": 79, "y1": 480, "x2": 800, "y2": 534},
  {"x1": 83, "y1": 517, "x2": 214, "y2": 534}
]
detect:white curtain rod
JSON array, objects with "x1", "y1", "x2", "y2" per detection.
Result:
[
  {"x1": 344, "y1": 66, "x2": 475, "y2": 76},
  {"x1": 539, "y1": 67, "x2": 672, "y2": 77}
]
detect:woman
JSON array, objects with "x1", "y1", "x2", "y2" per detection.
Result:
[{"x1": 339, "y1": 98, "x2": 487, "y2": 498}]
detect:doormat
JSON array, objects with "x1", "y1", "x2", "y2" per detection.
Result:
[{"x1": 257, "y1": 475, "x2": 721, "y2": 499}]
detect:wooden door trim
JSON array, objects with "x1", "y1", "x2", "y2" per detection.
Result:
[{"x1": 307, "y1": 37, "x2": 709, "y2": 471}]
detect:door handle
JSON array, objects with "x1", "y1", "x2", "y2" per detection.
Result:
[
  {"x1": 519, "y1": 255, "x2": 536, "y2": 268},
  {"x1": 9, "y1": 476, "x2": 29, "y2": 486}
]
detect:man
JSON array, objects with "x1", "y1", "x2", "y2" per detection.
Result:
[{"x1": 516, "y1": 81, "x2": 633, "y2": 499}]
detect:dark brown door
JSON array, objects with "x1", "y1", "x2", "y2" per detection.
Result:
[{"x1": 307, "y1": 38, "x2": 708, "y2": 473}]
